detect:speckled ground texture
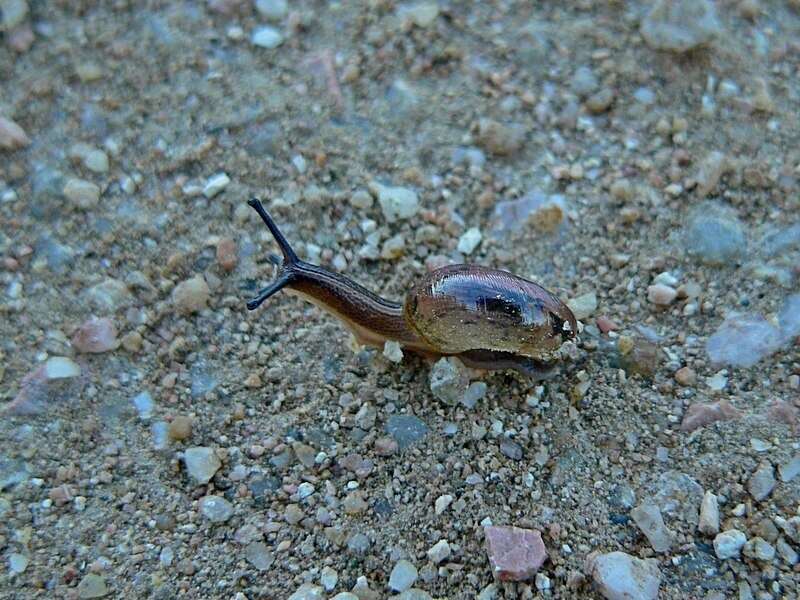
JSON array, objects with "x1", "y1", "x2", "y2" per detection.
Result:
[{"x1": 2, "y1": 1, "x2": 800, "y2": 599}]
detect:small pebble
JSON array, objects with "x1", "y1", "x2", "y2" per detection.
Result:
[
  {"x1": 72, "y1": 317, "x2": 119, "y2": 353},
  {"x1": 199, "y1": 495, "x2": 234, "y2": 523},
  {"x1": 320, "y1": 566, "x2": 338, "y2": 591},
  {"x1": 748, "y1": 462, "x2": 776, "y2": 501},
  {"x1": 475, "y1": 118, "x2": 524, "y2": 156},
  {"x1": 435, "y1": 494, "x2": 453, "y2": 515},
  {"x1": 647, "y1": 284, "x2": 677, "y2": 306},
  {"x1": 674, "y1": 367, "x2": 696, "y2": 386},
  {"x1": 172, "y1": 275, "x2": 210, "y2": 315},
  {"x1": 457, "y1": 227, "x2": 482, "y2": 255},
  {"x1": 588, "y1": 551, "x2": 660, "y2": 600},
  {"x1": 203, "y1": 173, "x2": 230, "y2": 198},
  {"x1": 252, "y1": 26, "x2": 284, "y2": 49},
  {"x1": 77, "y1": 573, "x2": 109, "y2": 599},
  {"x1": 714, "y1": 529, "x2": 747, "y2": 559},
  {"x1": 183, "y1": 447, "x2": 221, "y2": 484},
  {"x1": 168, "y1": 416, "x2": 192, "y2": 441},
  {"x1": 374, "y1": 183, "x2": 419, "y2": 223},
  {"x1": 429, "y1": 358, "x2": 469, "y2": 405},
  {"x1": 255, "y1": 0, "x2": 288, "y2": 20},
  {"x1": 427, "y1": 539, "x2": 450, "y2": 564},
  {"x1": 63, "y1": 178, "x2": 100, "y2": 209},
  {"x1": 698, "y1": 491, "x2": 720, "y2": 535},
  {"x1": 388, "y1": 559, "x2": 418, "y2": 592},
  {"x1": 567, "y1": 292, "x2": 597, "y2": 320}
]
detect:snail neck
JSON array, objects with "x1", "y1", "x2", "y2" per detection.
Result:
[{"x1": 287, "y1": 261, "x2": 434, "y2": 352}]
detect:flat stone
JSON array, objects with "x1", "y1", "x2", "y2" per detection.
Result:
[
  {"x1": 484, "y1": 525, "x2": 547, "y2": 581},
  {"x1": 244, "y1": 541, "x2": 274, "y2": 571},
  {"x1": 588, "y1": 551, "x2": 660, "y2": 600},
  {"x1": 43, "y1": 356, "x2": 81, "y2": 379},
  {"x1": 714, "y1": 529, "x2": 747, "y2": 559},
  {"x1": 287, "y1": 583, "x2": 324, "y2": 600},
  {"x1": 680, "y1": 399, "x2": 741, "y2": 432},
  {"x1": 779, "y1": 455, "x2": 800, "y2": 482},
  {"x1": 77, "y1": 573, "x2": 109, "y2": 598},
  {"x1": 72, "y1": 317, "x2": 119, "y2": 353},
  {"x1": 567, "y1": 292, "x2": 597, "y2": 320},
  {"x1": 631, "y1": 503, "x2": 673, "y2": 553},
  {"x1": 706, "y1": 313, "x2": 781, "y2": 368},
  {"x1": 385, "y1": 415, "x2": 428, "y2": 450},
  {"x1": 640, "y1": 0, "x2": 721, "y2": 53},
  {"x1": 199, "y1": 495, "x2": 233, "y2": 523},
  {"x1": 748, "y1": 462, "x2": 776, "y2": 501},
  {"x1": 183, "y1": 447, "x2": 221, "y2": 484},
  {"x1": 63, "y1": 178, "x2": 100, "y2": 209},
  {"x1": 457, "y1": 227, "x2": 482, "y2": 255},
  {"x1": 743, "y1": 537, "x2": 775, "y2": 562},
  {"x1": 172, "y1": 274, "x2": 210, "y2": 315},
  {"x1": 429, "y1": 357, "x2": 469, "y2": 405},
  {"x1": 427, "y1": 539, "x2": 450, "y2": 564},
  {"x1": 388, "y1": 559, "x2": 418, "y2": 592}
]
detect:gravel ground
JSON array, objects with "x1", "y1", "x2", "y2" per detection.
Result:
[{"x1": 2, "y1": 1, "x2": 800, "y2": 599}]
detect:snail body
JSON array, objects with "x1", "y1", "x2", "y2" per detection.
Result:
[{"x1": 245, "y1": 199, "x2": 576, "y2": 376}]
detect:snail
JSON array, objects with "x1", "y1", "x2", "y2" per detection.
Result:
[{"x1": 245, "y1": 198, "x2": 576, "y2": 377}]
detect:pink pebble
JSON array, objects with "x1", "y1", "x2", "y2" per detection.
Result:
[
  {"x1": 72, "y1": 317, "x2": 119, "y2": 353},
  {"x1": 485, "y1": 525, "x2": 547, "y2": 581}
]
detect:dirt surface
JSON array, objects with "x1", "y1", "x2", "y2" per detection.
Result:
[{"x1": 2, "y1": 1, "x2": 800, "y2": 599}]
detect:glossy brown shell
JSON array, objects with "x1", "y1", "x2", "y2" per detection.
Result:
[{"x1": 403, "y1": 264, "x2": 577, "y2": 361}]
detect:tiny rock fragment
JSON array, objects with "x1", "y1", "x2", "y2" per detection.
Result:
[
  {"x1": 779, "y1": 455, "x2": 800, "y2": 483},
  {"x1": 0, "y1": 115, "x2": 30, "y2": 150},
  {"x1": 71, "y1": 317, "x2": 119, "y2": 353},
  {"x1": 647, "y1": 284, "x2": 677, "y2": 306},
  {"x1": 199, "y1": 495, "x2": 234, "y2": 523},
  {"x1": 698, "y1": 491, "x2": 720, "y2": 535},
  {"x1": 475, "y1": 119, "x2": 524, "y2": 156},
  {"x1": 706, "y1": 313, "x2": 781, "y2": 368},
  {"x1": 640, "y1": 0, "x2": 721, "y2": 53},
  {"x1": 748, "y1": 462, "x2": 776, "y2": 502},
  {"x1": 427, "y1": 539, "x2": 451, "y2": 564},
  {"x1": 631, "y1": 503, "x2": 673, "y2": 553},
  {"x1": 287, "y1": 584, "x2": 324, "y2": 600},
  {"x1": 382, "y1": 340, "x2": 404, "y2": 363},
  {"x1": 388, "y1": 559, "x2": 418, "y2": 592},
  {"x1": 172, "y1": 274, "x2": 210, "y2": 315},
  {"x1": 216, "y1": 238, "x2": 238, "y2": 272},
  {"x1": 374, "y1": 183, "x2": 419, "y2": 223},
  {"x1": 435, "y1": 494, "x2": 453, "y2": 515},
  {"x1": 680, "y1": 399, "x2": 741, "y2": 432},
  {"x1": 168, "y1": 416, "x2": 192, "y2": 441},
  {"x1": 183, "y1": 447, "x2": 221, "y2": 484},
  {"x1": 567, "y1": 292, "x2": 597, "y2": 321},
  {"x1": 588, "y1": 551, "x2": 660, "y2": 600},
  {"x1": 484, "y1": 525, "x2": 546, "y2": 581},
  {"x1": 77, "y1": 573, "x2": 109, "y2": 598},
  {"x1": 674, "y1": 366, "x2": 696, "y2": 386},
  {"x1": 203, "y1": 173, "x2": 230, "y2": 198},
  {"x1": 695, "y1": 151, "x2": 729, "y2": 197},
  {"x1": 252, "y1": 25, "x2": 284, "y2": 49},
  {"x1": 457, "y1": 227, "x2": 482, "y2": 255},
  {"x1": 429, "y1": 357, "x2": 469, "y2": 405},
  {"x1": 743, "y1": 537, "x2": 775, "y2": 562},
  {"x1": 63, "y1": 178, "x2": 101, "y2": 209},
  {"x1": 714, "y1": 529, "x2": 747, "y2": 559}
]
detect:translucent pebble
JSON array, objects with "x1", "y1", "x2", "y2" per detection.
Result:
[
  {"x1": 132, "y1": 391, "x2": 154, "y2": 420},
  {"x1": 683, "y1": 205, "x2": 747, "y2": 265},
  {"x1": 151, "y1": 421, "x2": 169, "y2": 450},
  {"x1": 706, "y1": 313, "x2": 782, "y2": 367}
]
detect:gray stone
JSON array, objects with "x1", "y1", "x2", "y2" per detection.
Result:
[
  {"x1": 567, "y1": 292, "x2": 597, "y2": 321},
  {"x1": 714, "y1": 529, "x2": 747, "y2": 559},
  {"x1": 390, "y1": 590, "x2": 433, "y2": 600},
  {"x1": 255, "y1": 0, "x2": 287, "y2": 20},
  {"x1": 427, "y1": 539, "x2": 450, "y2": 564},
  {"x1": 698, "y1": 491, "x2": 720, "y2": 535},
  {"x1": 631, "y1": 503, "x2": 673, "y2": 553},
  {"x1": 640, "y1": 0, "x2": 721, "y2": 53},
  {"x1": 86, "y1": 278, "x2": 133, "y2": 313},
  {"x1": 132, "y1": 391, "x2": 154, "y2": 420},
  {"x1": 347, "y1": 532, "x2": 371, "y2": 554},
  {"x1": 388, "y1": 559, "x2": 418, "y2": 592},
  {"x1": 375, "y1": 183, "x2": 419, "y2": 222},
  {"x1": 8, "y1": 553, "x2": 28, "y2": 574},
  {"x1": 1, "y1": 0, "x2": 28, "y2": 30},
  {"x1": 706, "y1": 313, "x2": 782, "y2": 368},
  {"x1": 429, "y1": 358, "x2": 469, "y2": 405},
  {"x1": 779, "y1": 455, "x2": 800, "y2": 482},
  {"x1": 742, "y1": 537, "x2": 775, "y2": 562},
  {"x1": 748, "y1": 462, "x2": 776, "y2": 502},
  {"x1": 649, "y1": 470, "x2": 704, "y2": 525},
  {"x1": 683, "y1": 205, "x2": 747, "y2": 265},
  {"x1": 589, "y1": 551, "x2": 660, "y2": 600},
  {"x1": 199, "y1": 495, "x2": 234, "y2": 523},
  {"x1": 244, "y1": 542, "x2": 274, "y2": 571},
  {"x1": 63, "y1": 178, "x2": 100, "y2": 209},
  {"x1": 77, "y1": 573, "x2": 109, "y2": 598},
  {"x1": 571, "y1": 66, "x2": 598, "y2": 97},
  {"x1": 320, "y1": 566, "x2": 338, "y2": 591},
  {"x1": 776, "y1": 538, "x2": 798, "y2": 565},
  {"x1": 462, "y1": 381, "x2": 487, "y2": 408},
  {"x1": 499, "y1": 438, "x2": 523, "y2": 461},
  {"x1": 287, "y1": 584, "x2": 324, "y2": 600},
  {"x1": 183, "y1": 447, "x2": 221, "y2": 484},
  {"x1": 386, "y1": 415, "x2": 428, "y2": 450}
]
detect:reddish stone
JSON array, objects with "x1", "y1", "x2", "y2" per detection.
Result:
[
  {"x1": 216, "y1": 238, "x2": 238, "y2": 272},
  {"x1": 596, "y1": 316, "x2": 619, "y2": 333},
  {"x1": 680, "y1": 399, "x2": 742, "y2": 432},
  {"x1": 767, "y1": 400, "x2": 798, "y2": 433},
  {"x1": 485, "y1": 525, "x2": 547, "y2": 581},
  {"x1": 72, "y1": 317, "x2": 119, "y2": 353}
]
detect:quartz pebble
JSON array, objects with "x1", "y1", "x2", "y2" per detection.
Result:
[
  {"x1": 684, "y1": 205, "x2": 747, "y2": 265},
  {"x1": 435, "y1": 494, "x2": 453, "y2": 515},
  {"x1": 429, "y1": 358, "x2": 469, "y2": 405},
  {"x1": 640, "y1": 0, "x2": 721, "y2": 53},
  {"x1": 457, "y1": 227, "x2": 482, "y2": 255},
  {"x1": 375, "y1": 183, "x2": 419, "y2": 222},
  {"x1": 199, "y1": 495, "x2": 234, "y2": 523},
  {"x1": 132, "y1": 391, "x2": 154, "y2": 419},
  {"x1": 698, "y1": 491, "x2": 720, "y2": 535},
  {"x1": 383, "y1": 340, "x2": 404, "y2": 363},
  {"x1": 320, "y1": 566, "x2": 338, "y2": 591},
  {"x1": 484, "y1": 526, "x2": 546, "y2": 581},
  {"x1": 588, "y1": 551, "x2": 660, "y2": 600},
  {"x1": 252, "y1": 26, "x2": 284, "y2": 49},
  {"x1": 71, "y1": 317, "x2": 119, "y2": 353},
  {"x1": 388, "y1": 559, "x2": 418, "y2": 592},
  {"x1": 714, "y1": 529, "x2": 747, "y2": 559},
  {"x1": 172, "y1": 275, "x2": 210, "y2": 315},
  {"x1": 631, "y1": 503, "x2": 673, "y2": 553},
  {"x1": 427, "y1": 539, "x2": 450, "y2": 564},
  {"x1": 492, "y1": 191, "x2": 566, "y2": 234},
  {"x1": 203, "y1": 173, "x2": 230, "y2": 198},
  {"x1": 8, "y1": 553, "x2": 28, "y2": 574},
  {"x1": 183, "y1": 447, "x2": 221, "y2": 484},
  {"x1": 647, "y1": 284, "x2": 677, "y2": 306}
]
